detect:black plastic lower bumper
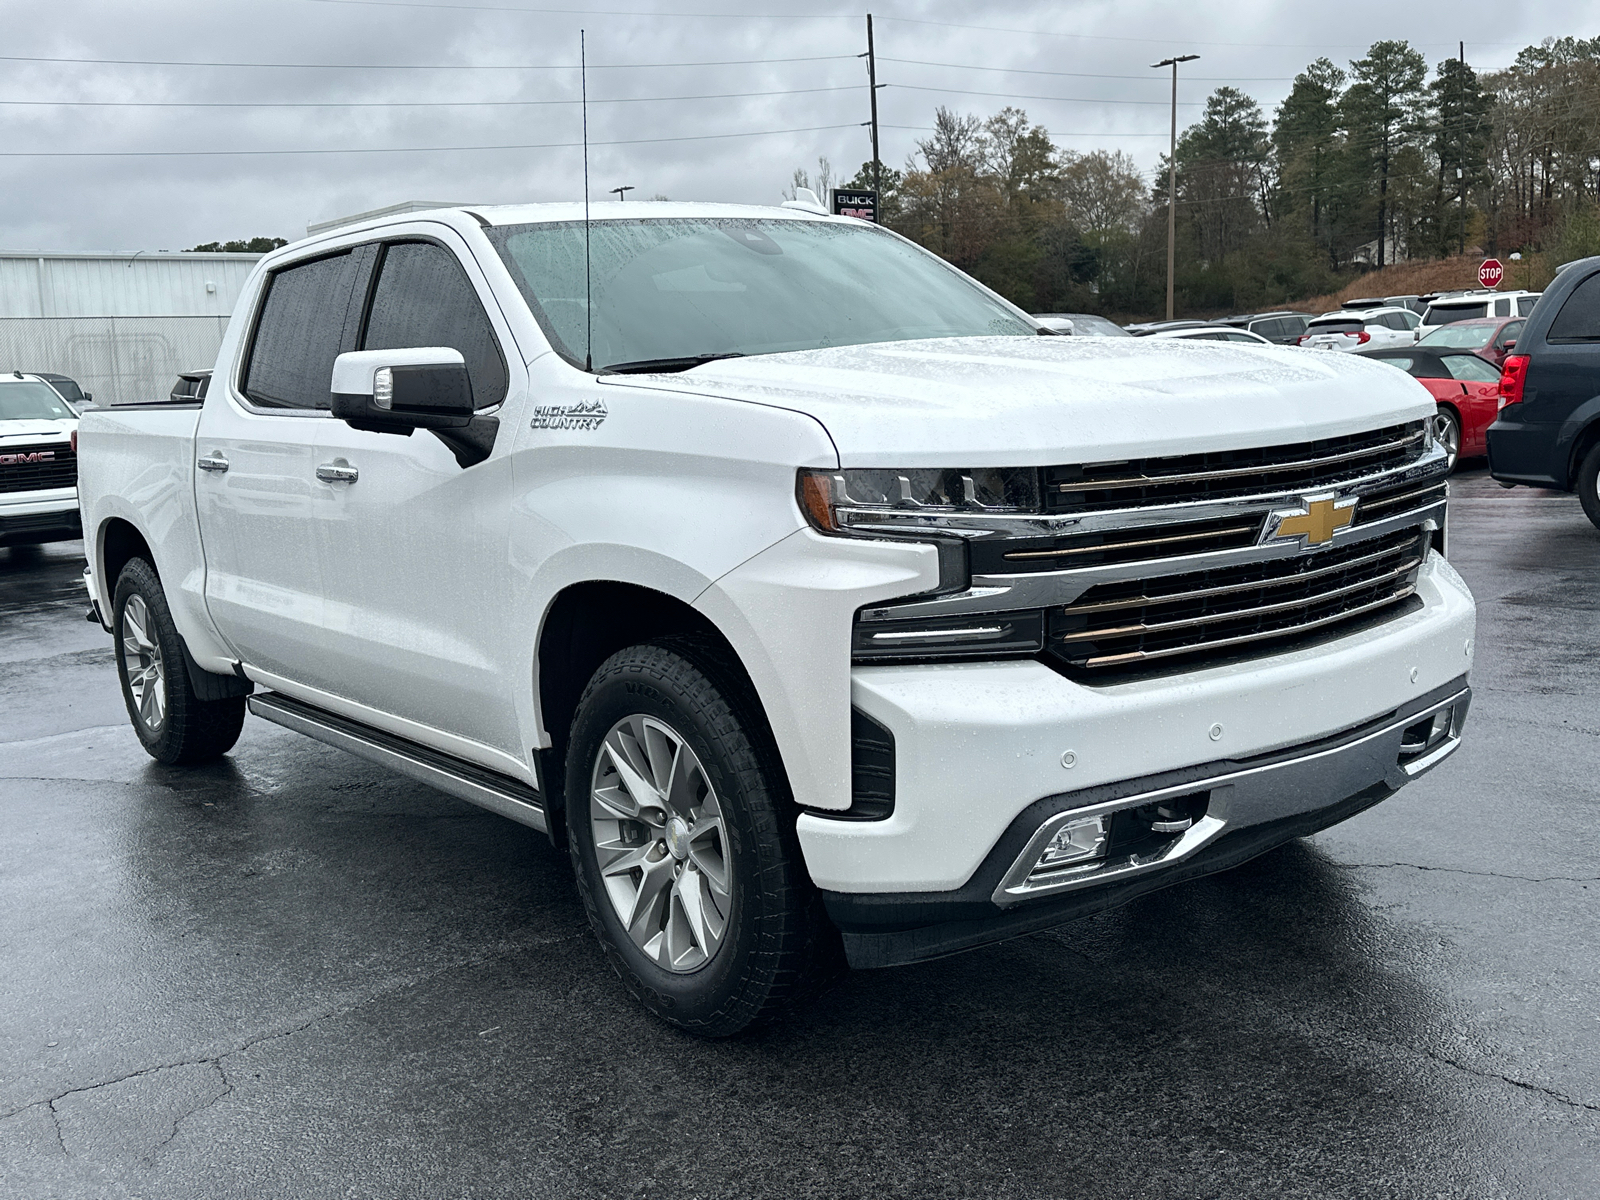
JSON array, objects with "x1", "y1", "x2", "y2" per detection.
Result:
[
  {"x1": 1486, "y1": 410, "x2": 1563, "y2": 488},
  {"x1": 822, "y1": 677, "x2": 1470, "y2": 969},
  {"x1": 0, "y1": 507, "x2": 81, "y2": 547}
]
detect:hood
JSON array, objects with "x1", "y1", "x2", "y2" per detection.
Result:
[
  {"x1": 602, "y1": 336, "x2": 1435, "y2": 468},
  {"x1": 0, "y1": 418, "x2": 75, "y2": 443}
]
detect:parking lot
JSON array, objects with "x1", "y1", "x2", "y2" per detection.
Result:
[{"x1": 1, "y1": 465, "x2": 1597, "y2": 1199}]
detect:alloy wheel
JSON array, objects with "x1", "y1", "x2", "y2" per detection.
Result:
[
  {"x1": 119, "y1": 594, "x2": 166, "y2": 731},
  {"x1": 1435, "y1": 411, "x2": 1460, "y2": 470},
  {"x1": 589, "y1": 714, "x2": 733, "y2": 973}
]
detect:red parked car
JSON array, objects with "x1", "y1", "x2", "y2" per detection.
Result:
[
  {"x1": 1415, "y1": 315, "x2": 1525, "y2": 368},
  {"x1": 1357, "y1": 348, "x2": 1502, "y2": 469}
]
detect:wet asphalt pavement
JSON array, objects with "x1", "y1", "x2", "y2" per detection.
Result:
[{"x1": 2, "y1": 465, "x2": 1598, "y2": 1200}]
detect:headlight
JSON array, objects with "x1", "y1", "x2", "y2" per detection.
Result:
[
  {"x1": 798, "y1": 467, "x2": 1047, "y2": 662},
  {"x1": 797, "y1": 467, "x2": 1041, "y2": 534}
]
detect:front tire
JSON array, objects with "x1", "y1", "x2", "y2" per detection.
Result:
[
  {"x1": 113, "y1": 557, "x2": 245, "y2": 764},
  {"x1": 1577, "y1": 442, "x2": 1600, "y2": 531},
  {"x1": 565, "y1": 639, "x2": 834, "y2": 1036}
]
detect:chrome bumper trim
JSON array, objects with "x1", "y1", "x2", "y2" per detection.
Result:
[{"x1": 992, "y1": 687, "x2": 1469, "y2": 906}]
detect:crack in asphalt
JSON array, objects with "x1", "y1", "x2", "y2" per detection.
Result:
[
  {"x1": 1420, "y1": 1048, "x2": 1600, "y2": 1114},
  {"x1": 0, "y1": 723, "x2": 127, "y2": 749},
  {"x1": 1335, "y1": 860, "x2": 1600, "y2": 885},
  {"x1": 0, "y1": 937, "x2": 581, "y2": 1146},
  {"x1": 148, "y1": 1062, "x2": 232, "y2": 1162}
]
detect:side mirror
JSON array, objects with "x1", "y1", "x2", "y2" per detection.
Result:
[
  {"x1": 331, "y1": 348, "x2": 474, "y2": 434},
  {"x1": 1502, "y1": 339, "x2": 1516, "y2": 351},
  {"x1": 82, "y1": 392, "x2": 93, "y2": 402}
]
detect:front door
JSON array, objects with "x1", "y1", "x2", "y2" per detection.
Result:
[
  {"x1": 302, "y1": 235, "x2": 524, "y2": 760},
  {"x1": 195, "y1": 247, "x2": 364, "y2": 682}
]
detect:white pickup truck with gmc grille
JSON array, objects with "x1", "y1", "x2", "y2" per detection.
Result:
[
  {"x1": 1, "y1": 372, "x2": 81, "y2": 548},
  {"x1": 75, "y1": 203, "x2": 1476, "y2": 1035}
]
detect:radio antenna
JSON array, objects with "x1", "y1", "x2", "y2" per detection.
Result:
[{"x1": 581, "y1": 29, "x2": 593, "y2": 374}]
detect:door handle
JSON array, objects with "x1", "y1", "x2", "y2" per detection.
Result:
[
  {"x1": 316, "y1": 458, "x2": 359, "y2": 484},
  {"x1": 197, "y1": 452, "x2": 229, "y2": 473}
]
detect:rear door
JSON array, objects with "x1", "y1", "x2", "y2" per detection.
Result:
[
  {"x1": 304, "y1": 233, "x2": 526, "y2": 759},
  {"x1": 194, "y1": 248, "x2": 364, "y2": 682}
]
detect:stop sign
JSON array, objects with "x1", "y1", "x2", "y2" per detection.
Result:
[{"x1": 1479, "y1": 258, "x2": 1504, "y2": 289}]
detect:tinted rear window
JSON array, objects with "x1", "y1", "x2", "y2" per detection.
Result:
[
  {"x1": 1548, "y1": 271, "x2": 1600, "y2": 342},
  {"x1": 1518, "y1": 295, "x2": 1540, "y2": 316},
  {"x1": 1422, "y1": 301, "x2": 1488, "y2": 324},
  {"x1": 1309, "y1": 320, "x2": 1361, "y2": 334}
]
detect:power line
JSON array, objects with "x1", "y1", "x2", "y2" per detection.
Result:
[
  {"x1": 877, "y1": 16, "x2": 1525, "y2": 53},
  {"x1": 0, "y1": 85, "x2": 861, "y2": 109},
  {"x1": 879, "y1": 57, "x2": 1296, "y2": 83},
  {"x1": 0, "y1": 51, "x2": 856, "y2": 70},
  {"x1": 0, "y1": 121, "x2": 865, "y2": 156},
  {"x1": 889, "y1": 83, "x2": 1200, "y2": 108},
  {"x1": 301, "y1": 0, "x2": 856, "y2": 15}
]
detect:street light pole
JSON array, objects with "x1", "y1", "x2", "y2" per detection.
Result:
[
  {"x1": 609, "y1": 185, "x2": 635, "y2": 202},
  {"x1": 1153, "y1": 54, "x2": 1198, "y2": 322}
]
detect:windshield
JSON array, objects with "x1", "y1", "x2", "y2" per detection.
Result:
[
  {"x1": 1061, "y1": 314, "x2": 1131, "y2": 337},
  {"x1": 1418, "y1": 324, "x2": 1494, "y2": 349},
  {"x1": 0, "y1": 382, "x2": 76, "y2": 421},
  {"x1": 487, "y1": 218, "x2": 1035, "y2": 370}
]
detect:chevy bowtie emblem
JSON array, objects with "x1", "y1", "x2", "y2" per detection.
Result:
[{"x1": 1267, "y1": 494, "x2": 1356, "y2": 547}]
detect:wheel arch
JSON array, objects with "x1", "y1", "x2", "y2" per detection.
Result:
[
  {"x1": 533, "y1": 579, "x2": 780, "y2": 847},
  {"x1": 1567, "y1": 416, "x2": 1600, "y2": 493},
  {"x1": 98, "y1": 517, "x2": 156, "y2": 591}
]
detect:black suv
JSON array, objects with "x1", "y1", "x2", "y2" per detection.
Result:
[{"x1": 1487, "y1": 255, "x2": 1600, "y2": 528}]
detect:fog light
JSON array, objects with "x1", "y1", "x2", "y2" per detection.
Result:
[
  {"x1": 1034, "y1": 814, "x2": 1108, "y2": 872},
  {"x1": 1399, "y1": 706, "x2": 1454, "y2": 761}
]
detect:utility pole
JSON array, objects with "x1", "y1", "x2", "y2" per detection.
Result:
[
  {"x1": 1459, "y1": 41, "x2": 1467, "y2": 256},
  {"x1": 609, "y1": 185, "x2": 634, "y2": 202},
  {"x1": 864, "y1": 14, "x2": 882, "y2": 200},
  {"x1": 1153, "y1": 54, "x2": 1198, "y2": 321}
]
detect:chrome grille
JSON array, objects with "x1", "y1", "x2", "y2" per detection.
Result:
[
  {"x1": 0, "y1": 443, "x2": 76, "y2": 494},
  {"x1": 1046, "y1": 421, "x2": 1426, "y2": 513},
  {"x1": 1046, "y1": 528, "x2": 1427, "y2": 672}
]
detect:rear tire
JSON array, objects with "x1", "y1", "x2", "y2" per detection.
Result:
[
  {"x1": 565, "y1": 638, "x2": 838, "y2": 1036},
  {"x1": 1435, "y1": 408, "x2": 1461, "y2": 473},
  {"x1": 1577, "y1": 443, "x2": 1600, "y2": 532},
  {"x1": 113, "y1": 557, "x2": 245, "y2": 764}
]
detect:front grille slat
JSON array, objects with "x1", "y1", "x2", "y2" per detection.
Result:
[
  {"x1": 0, "y1": 442, "x2": 76, "y2": 494},
  {"x1": 1059, "y1": 539, "x2": 1419, "y2": 618},
  {"x1": 1048, "y1": 420, "x2": 1427, "y2": 513},
  {"x1": 1082, "y1": 587, "x2": 1418, "y2": 668},
  {"x1": 1055, "y1": 558, "x2": 1421, "y2": 643},
  {"x1": 1048, "y1": 527, "x2": 1428, "y2": 676},
  {"x1": 1054, "y1": 429, "x2": 1425, "y2": 494}
]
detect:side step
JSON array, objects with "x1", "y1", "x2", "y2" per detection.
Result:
[{"x1": 247, "y1": 692, "x2": 547, "y2": 834}]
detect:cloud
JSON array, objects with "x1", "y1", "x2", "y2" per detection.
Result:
[{"x1": 0, "y1": 0, "x2": 1571, "y2": 250}]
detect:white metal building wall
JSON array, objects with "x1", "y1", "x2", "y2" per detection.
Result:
[
  {"x1": 0, "y1": 251, "x2": 260, "y2": 404},
  {"x1": 0, "y1": 316, "x2": 231, "y2": 406}
]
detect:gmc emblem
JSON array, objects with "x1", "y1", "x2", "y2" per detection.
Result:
[{"x1": 0, "y1": 451, "x2": 54, "y2": 465}]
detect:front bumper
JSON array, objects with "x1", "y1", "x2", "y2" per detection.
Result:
[
  {"x1": 823, "y1": 679, "x2": 1467, "y2": 967},
  {"x1": 0, "y1": 490, "x2": 81, "y2": 546},
  {"x1": 798, "y1": 551, "x2": 1476, "y2": 967}
]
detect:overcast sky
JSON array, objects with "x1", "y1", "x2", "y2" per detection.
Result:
[{"x1": 0, "y1": 0, "x2": 1588, "y2": 251}]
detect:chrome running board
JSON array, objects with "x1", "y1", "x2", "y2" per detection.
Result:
[{"x1": 248, "y1": 692, "x2": 547, "y2": 834}]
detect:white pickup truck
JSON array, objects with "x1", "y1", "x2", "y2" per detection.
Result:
[
  {"x1": 1, "y1": 372, "x2": 82, "y2": 548},
  {"x1": 76, "y1": 203, "x2": 1476, "y2": 1034}
]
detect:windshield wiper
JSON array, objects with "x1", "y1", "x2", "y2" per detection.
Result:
[{"x1": 597, "y1": 353, "x2": 745, "y2": 374}]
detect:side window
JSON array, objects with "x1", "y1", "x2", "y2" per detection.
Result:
[
  {"x1": 1494, "y1": 298, "x2": 1512, "y2": 317},
  {"x1": 362, "y1": 241, "x2": 509, "y2": 408},
  {"x1": 1518, "y1": 295, "x2": 1540, "y2": 316},
  {"x1": 242, "y1": 251, "x2": 360, "y2": 410},
  {"x1": 1548, "y1": 272, "x2": 1600, "y2": 342},
  {"x1": 1442, "y1": 355, "x2": 1501, "y2": 383},
  {"x1": 1498, "y1": 320, "x2": 1524, "y2": 347}
]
